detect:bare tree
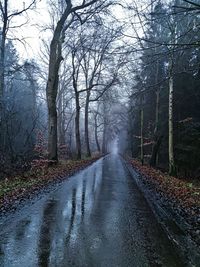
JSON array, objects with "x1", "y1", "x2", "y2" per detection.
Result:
[
  {"x1": 0, "y1": 0, "x2": 37, "y2": 117},
  {"x1": 79, "y1": 26, "x2": 120, "y2": 156},
  {"x1": 46, "y1": 0, "x2": 112, "y2": 162}
]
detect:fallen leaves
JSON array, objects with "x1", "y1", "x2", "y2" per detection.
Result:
[
  {"x1": 0, "y1": 156, "x2": 101, "y2": 214},
  {"x1": 128, "y1": 159, "x2": 200, "y2": 245},
  {"x1": 129, "y1": 159, "x2": 200, "y2": 211}
]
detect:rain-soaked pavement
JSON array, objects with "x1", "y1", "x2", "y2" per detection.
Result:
[{"x1": 0, "y1": 154, "x2": 184, "y2": 267}]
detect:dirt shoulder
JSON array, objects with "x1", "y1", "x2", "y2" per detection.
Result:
[
  {"x1": 0, "y1": 157, "x2": 101, "y2": 215},
  {"x1": 125, "y1": 158, "x2": 200, "y2": 266}
]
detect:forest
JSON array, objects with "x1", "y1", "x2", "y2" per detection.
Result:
[
  {"x1": 0, "y1": 1, "x2": 200, "y2": 266},
  {"x1": 0, "y1": 0, "x2": 199, "y2": 181}
]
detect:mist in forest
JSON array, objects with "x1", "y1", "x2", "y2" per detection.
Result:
[{"x1": 0, "y1": 0, "x2": 199, "y2": 179}]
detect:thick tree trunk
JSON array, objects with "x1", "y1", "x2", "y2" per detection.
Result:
[
  {"x1": 46, "y1": 39, "x2": 61, "y2": 162},
  {"x1": 75, "y1": 93, "x2": 81, "y2": 159},
  {"x1": 46, "y1": 4, "x2": 72, "y2": 162},
  {"x1": 85, "y1": 91, "x2": 91, "y2": 157},
  {"x1": 47, "y1": 104, "x2": 58, "y2": 162}
]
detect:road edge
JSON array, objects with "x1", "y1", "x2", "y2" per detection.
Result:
[
  {"x1": 0, "y1": 156, "x2": 103, "y2": 219},
  {"x1": 122, "y1": 157, "x2": 200, "y2": 267}
]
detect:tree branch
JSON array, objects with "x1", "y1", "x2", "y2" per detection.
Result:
[{"x1": 8, "y1": 0, "x2": 37, "y2": 19}]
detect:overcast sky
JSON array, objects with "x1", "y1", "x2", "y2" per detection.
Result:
[
  {"x1": 9, "y1": 0, "x2": 147, "y2": 61},
  {"x1": 10, "y1": 0, "x2": 51, "y2": 60}
]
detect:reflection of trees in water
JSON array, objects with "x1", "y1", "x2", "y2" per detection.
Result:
[
  {"x1": 92, "y1": 169, "x2": 96, "y2": 194},
  {"x1": 14, "y1": 219, "x2": 31, "y2": 241},
  {"x1": 98, "y1": 158, "x2": 109, "y2": 197},
  {"x1": 0, "y1": 244, "x2": 4, "y2": 267},
  {"x1": 66, "y1": 188, "x2": 76, "y2": 243},
  {"x1": 0, "y1": 217, "x2": 33, "y2": 265},
  {"x1": 38, "y1": 200, "x2": 57, "y2": 267},
  {"x1": 81, "y1": 180, "x2": 86, "y2": 219}
]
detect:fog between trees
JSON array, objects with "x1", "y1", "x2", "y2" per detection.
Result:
[{"x1": 0, "y1": 0, "x2": 199, "y2": 179}]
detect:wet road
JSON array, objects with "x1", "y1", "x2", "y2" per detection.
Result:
[{"x1": 0, "y1": 155, "x2": 184, "y2": 267}]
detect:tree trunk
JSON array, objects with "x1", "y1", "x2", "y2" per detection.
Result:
[
  {"x1": 85, "y1": 91, "x2": 91, "y2": 157},
  {"x1": 46, "y1": 39, "x2": 62, "y2": 162},
  {"x1": 47, "y1": 104, "x2": 58, "y2": 162},
  {"x1": 102, "y1": 127, "x2": 106, "y2": 154},
  {"x1": 150, "y1": 71, "x2": 161, "y2": 167},
  {"x1": 0, "y1": 24, "x2": 6, "y2": 113},
  {"x1": 150, "y1": 135, "x2": 162, "y2": 167},
  {"x1": 168, "y1": 66, "x2": 176, "y2": 175},
  {"x1": 46, "y1": 0, "x2": 101, "y2": 161},
  {"x1": 140, "y1": 107, "x2": 144, "y2": 165},
  {"x1": 0, "y1": 2, "x2": 7, "y2": 111},
  {"x1": 140, "y1": 95, "x2": 144, "y2": 165},
  {"x1": 0, "y1": 3, "x2": 7, "y2": 151},
  {"x1": 75, "y1": 92, "x2": 81, "y2": 159},
  {"x1": 46, "y1": 4, "x2": 72, "y2": 162},
  {"x1": 94, "y1": 113, "x2": 100, "y2": 152},
  {"x1": 58, "y1": 91, "x2": 66, "y2": 146},
  {"x1": 101, "y1": 95, "x2": 107, "y2": 154},
  {"x1": 155, "y1": 88, "x2": 159, "y2": 134}
]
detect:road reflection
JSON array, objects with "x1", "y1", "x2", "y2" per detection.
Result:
[
  {"x1": 0, "y1": 159, "x2": 103, "y2": 267},
  {"x1": 0, "y1": 156, "x2": 185, "y2": 267},
  {"x1": 38, "y1": 200, "x2": 58, "y2": 267},
  {"x1": 81, "y1": 180, "x2": 86, "y2": 219},
  {"x1": 66, "y1": 188, "x2": 77, "y2": 244}
]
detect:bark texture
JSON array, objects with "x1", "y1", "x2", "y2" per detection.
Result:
[{"x1": 46, "y1": 4, "x2": 72, "y2": 162}]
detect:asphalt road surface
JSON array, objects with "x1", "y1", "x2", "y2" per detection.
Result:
[{"x1": 0, "y1": 154, "x2": 184, "y2": 267}]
